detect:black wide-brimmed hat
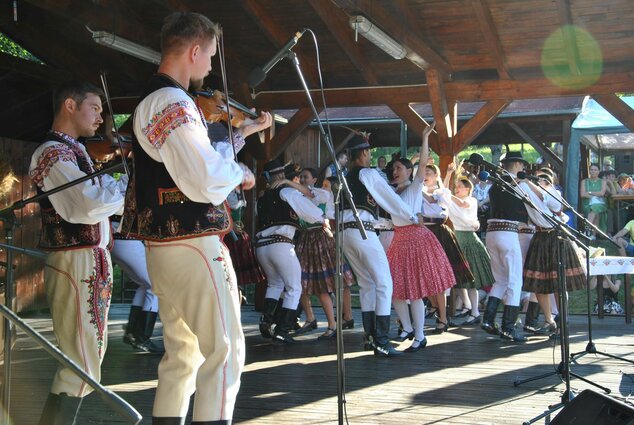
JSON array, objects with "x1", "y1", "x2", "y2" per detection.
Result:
[
  {"x1": 263, "y1": 159, "x2": 285, "y2": 174},
  {"x1": 347, "y1": 133, "x2": 371, "y2": 151},
  {"x1": 500, "y1": 151, "x2": 529, "y2": 166}
]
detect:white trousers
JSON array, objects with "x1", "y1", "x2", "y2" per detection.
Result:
[
  {"x1": 110, "y1": 238, "x2": 158, "y2": 312},
  {"x1": 486, "y1": 230, "x2": 523, "y2": 307},
  {"x1": 255, "y1": 242, "x2": 302, "y2": 309},
  {"x1": 378, "y1": 230, "x2": 394, "y2": 253},
  {"x1": 343, "y1": 229, "x2": 393, "y2": 315},
  {"x1": 146, "y1": 236, "x2": 244, "y2": 422},
  {"x1": 45, "y1": 247, "x2": 113, "y2": 397}
]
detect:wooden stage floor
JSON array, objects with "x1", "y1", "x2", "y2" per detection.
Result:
[{"x1": 5, "y1": 304, "x2": 634, "y2": 424}]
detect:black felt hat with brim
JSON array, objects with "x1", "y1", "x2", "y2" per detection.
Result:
[
  {"x1": 263, "y1": 159, "x2": 285, "y2": 174},
  {"x1": 500, "y1": 151, "x2": 529, "y2": 166},
  {"x1": 347, "y1": 134, "x2": 371, "y2": 151}
]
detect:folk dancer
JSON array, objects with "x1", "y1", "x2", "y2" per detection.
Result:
[
  {"x1": 387, "y1": 126, "x2": 455, "y2": 351},
  {"x1": 438, "y1": 164, "x2": 495, "y2": 326},
  {"x1": 480, "y1": 151, "x2": 530, "y2": 342},
  {"x1": 422, "y1": 164, "x2": 475, "y2": 332},
  {"x1": 522, "y1": 173, "x2": 586, "y2": 334},
  {"x1": 29, "y1": 80, "x2": 126, "y2": 424},
  {"x1": 342, "y1": 134, "x2": 420, "y2": 357},
  {"x1": 121, "y1": 12, "x2": 271, "y2": 424},
  {"x1": 255, "y1": 160, "x2": 327, "y2": 343}
]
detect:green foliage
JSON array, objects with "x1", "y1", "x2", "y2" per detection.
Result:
[
  {"x1": 0, "y1": 32, "x2": 43, "y2": 63},
  {"x1": 114, "y1": 114, "x2": 131, "y2": 130}
]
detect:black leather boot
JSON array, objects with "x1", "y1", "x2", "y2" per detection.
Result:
[
  {"x1": 373, "y1": 315, "x2": 402, "y2": 357},
  {"x1": 361, "y1": 311, "x2": 376, "y2": 351},
  {"x1": 481, "y1": 296, "x2": 501, "y2": 335},
  {"x1": 152, "y1": 417, "x2": 185, "y2": 425},
  {"x1": 500, "y1": 305, "x2": 527, "y2": 342},
  {"x1": 273, "y1": 308, "x2": 297, "y2": 343},
  {"x1": 259, "y1": 298, "x2": 278, "y2": 338},
  {"x1": 124, "y1": 305, "x2": 142, "y2": 346},
  {"x1": 39, "y1": 393, "x2": 83, "y2": 425},
  {"x1": 135, "y1": 311, "x2": 164, "y2": 353},
  {"x1": 523, "y1": 301, "x2": 541, "y2": 333}
]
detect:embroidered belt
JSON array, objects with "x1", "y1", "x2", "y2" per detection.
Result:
[
  {"x1": 535, "y1": 226, "x2": 555, "y2": 232},
  {"x1": 343, "y1": 221, "x2": 375, "y2": 232},
  {"x1": 422, "y1": 217, "x2": 447, "y2": 225},
  {"x1": 254, "y1": 234, "x2": 294, "y2": 248},
  {"x1": 519, "y1": 227, "x2": 536, "y2": 234},
  {"x1": 487, "y1": 221, "x2": 519, "y2": 233}
]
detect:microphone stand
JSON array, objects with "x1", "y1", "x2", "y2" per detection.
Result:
[
  {"x1": 0, "y1": 161, "x2": 142, "y2": 425},
  {"x1": 285, "y1": 49, "x2": 366, "y2": 425},
  {"x1": 543, "y1": 189, "x2": 633, "y2": 364},
  {"x1": 486, "y1": 178, "x2": 611, "y2": 424}
]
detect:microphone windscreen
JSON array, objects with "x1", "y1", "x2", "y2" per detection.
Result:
[
  {"x1": 517, "y1": 171, "x2": 527, "y2": 180},
  {"x1": 247, "y1": 67, "x2": 267, "y2": 88},
  {"x1": 478, "y1": 170, "x2": 490, "y2": 181},
  {"x1": 469, "y1": 153, "x2": 484, "y2": 165}
]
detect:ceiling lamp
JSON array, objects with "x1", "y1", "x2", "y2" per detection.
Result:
[
  {"x1": 349, "y1": 16, "x2": 406, "y2": 60},
  {"x1": 87, "y1": 27, "x2": 161, "y2": 65}
]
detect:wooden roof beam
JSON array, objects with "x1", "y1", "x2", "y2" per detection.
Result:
[
  {"x1": 333, "y1": 0, "x2": 451, "y2": 75},
  {"x1": 471, "y1": 0, "x2": 511, "y2": 80},
  {"x1": 426, "y1": 69, "x2": 453, "y2": 153},
  {"x1": 254, "y1": 72, "x2": 634, "y2": 108},
  {"x1": 240, "y1": 0, "x2": 320, "y2": 88},
  {"x1": 308, "y1": 0, "x2": 379, "y2": 86},
  {"x1": 387, "y1": 103, "x2": 440, "y2": 152},
  {"x1": 592, "y1": 94, "x2": 634, "y2": 133},
  {"x1": 454, "y1": 99, "x2": 510, "y2": 152},
  {"x1": 555, "y1": 0, "x2": 581, "y2": 76},
  {"x1": 508, "y1": 122, "x2": 563, "y2": 173}
]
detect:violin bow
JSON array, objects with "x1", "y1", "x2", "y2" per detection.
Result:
[
  {"x1": 99, "y1": 70, "x2": 130, "y2": 175},
  {"x1": 217, "y1": 29, "x2": 246, "y2": 205}
]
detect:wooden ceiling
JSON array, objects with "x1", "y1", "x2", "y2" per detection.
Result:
[{"x1": 1, "y1": 0, "x2": 633, "y2": 163}]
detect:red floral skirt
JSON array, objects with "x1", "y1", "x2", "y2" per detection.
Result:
[{"x1": 387, "y1": 225, "x2": 456, "y2": 300}]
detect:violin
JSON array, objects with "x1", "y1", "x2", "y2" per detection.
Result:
[
  {"x1": 85, "y1": 133, "x2": 132, "y2": 165},
  {"x1": 194, "y1": 89, "x2": 259, "y2": 128}
]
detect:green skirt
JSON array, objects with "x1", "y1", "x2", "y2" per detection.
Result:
[{"x1": 454, "y1": 231, "x2": 495, "y2": 289}]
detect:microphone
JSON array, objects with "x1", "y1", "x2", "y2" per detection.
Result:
[
  {"x1": 478, "y1": 170, "x2": 505, "y2": 186},
  {"x1": 468, "y1": 153, "x2": 504, "y2": 172},
  {"x1": 517, "y1": 171, "x2": 540, "y2": 183},
  {"x1": 247, "y1": 29, "x2": 306, "y2": 88}
]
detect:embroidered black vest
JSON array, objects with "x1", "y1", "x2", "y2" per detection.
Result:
[
  {"x1": 342, "y1": 166, "x2": 378, "y2": 218},
  {"x1": 489, "y1": 175, "x2": 528, "y2": 223},
  {"x1": 35, "y1": 131, "x2": 104, "y2": 250},
  {"x1": 257, "y1": 188, "x2": 299, "y2": 231},
  {"x1": 120, "y1": 74, "x2": 232, "y2": 241}
]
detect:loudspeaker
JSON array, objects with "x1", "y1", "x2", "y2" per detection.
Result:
[{"x1": 551, "y1": 389, "x2": 634, "y2": 425}]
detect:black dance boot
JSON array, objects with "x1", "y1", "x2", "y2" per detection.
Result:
[
  {"x1": 361, "y1": 311, "x2": 376, "y2": 351},
  {"x1": 500, "y1": 305, "x2": 527, "y2": 342},
  {"x1": 123, "y1": 305, "x2": 142, "y2": 346},
  {"x1": 135, "y1": 311, "x2": 165, "y2": 353},
  {"x1": 259, "y1": 298, "x2": 278, "y2": 338},
  {"x1": 373, "y1": 315, "x2": 402, "y2": 357},
  {"x1": 152, "y1": 418, "x2": 185, "y2": 425},
  {"x1": 273, "y1": 308, "x2": 297, "y2": 343},
  {"x1": 39, "y1": 393, "x2": 83, "y2": 425},
  {"x1": 523, "y1": 301, "x2": 541, "y2": 334},
  {"x1": 481, "y1": 296, "x2": 501, "y2": 335}
]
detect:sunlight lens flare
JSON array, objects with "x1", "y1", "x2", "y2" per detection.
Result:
[{"x1": 541, "y1": 25, "x2": 603, "y2": 90}]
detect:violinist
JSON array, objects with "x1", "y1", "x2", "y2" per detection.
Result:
[
  {"x1": 120, "y1": 12, "x2": 271, "y2": 425},
  {"x1": 28, "y1": 80, "x2": 127, "y2": 424}
]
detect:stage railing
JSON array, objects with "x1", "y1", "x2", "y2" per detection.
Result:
[{"x1": 0, "y1": 242, "x2": 142, "y2": 425}]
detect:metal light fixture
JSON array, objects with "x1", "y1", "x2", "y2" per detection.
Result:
[
  {"x1": 87, "y1": 26, "x2": 161, "y2": 65},
  {"x1": 349, "y1": 16, "x2": 406, "y2": 60}
]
